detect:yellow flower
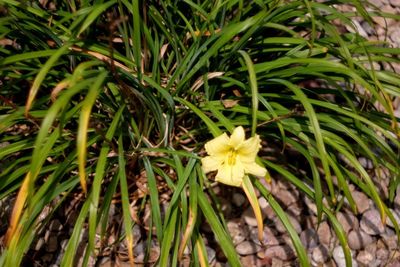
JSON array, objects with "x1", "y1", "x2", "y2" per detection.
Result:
[{"x1": 201, "y1": 126, "x2": 267, "y2": 187}]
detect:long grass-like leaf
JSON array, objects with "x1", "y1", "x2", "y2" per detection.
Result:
[
  {"x1": 118, "y1": 135, "x2": 135, "y2": 266},
  {"x1": 25, "y1": 43, "x2": 72, "y2": 115},
  {"x1": 143, "y1": 156, "x2": 163, "y2": 240},
  {"x1": 77, "y1": 71, "x2": 107, "y2": 193},
  {"x1": 238, "y1": 50, "x2": 259, "y2": 137},
  {"x1": 198, "y1": 189, "x2": 241, "y2": 267}
]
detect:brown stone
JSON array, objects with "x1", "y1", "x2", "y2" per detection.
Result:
[
  {"x1": 312, "y1": 244, "x2": 329, "y2": 263},
  {"x1": 337, "y1": 211, "x2": 358, "y2": 234},
  {"x1": 274, "y1": 189, "x2": 297, "y2": 208},
  {"x1": 300, "y1": 228, "x2": 319, "y2": 249},
  {"x1": 317, "y1": 221, "x2": 332, "y2": 246},
  {"x1": 236, "y1": 241, "x2": 262, "y2": 256},
  {"x1": 274, "y1": 214, "x2": 302, "y2": 234},
  {"x1": 46, "y1": 236, "x2": 58, "y2": 253},
  {"x1": 360, "y1": 209, "x2": 386, "y2": 235},
  {"x1": 348, "y1": 230, "x2": 375, "y2": 250},
  {"x1": 352, "y1": 191, "x2": 371, "y2": 214},
  {"x1": 356, "y1": 251, "x2": 374, "y2": 266},
  {"x1": 390, "y1": 0, "x2": 400, "y2": 7},
  {"x1": 227, "y1": 219, "x2": 247, "y2": 245},
  {"x1": 264, "y1": 245, "x2": 296, "y2": 261}
]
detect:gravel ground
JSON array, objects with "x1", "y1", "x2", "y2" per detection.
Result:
[
  {"x1": 6, "y1": 170, "x2": 399, "y2": 267},
  {"x1": 1, "y1": 1, "x2": 400, "y2": 267}
]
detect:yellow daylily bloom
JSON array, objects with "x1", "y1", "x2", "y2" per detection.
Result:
[{"x1": 201, "y1": 126, "x2": 267, "y2": 187}]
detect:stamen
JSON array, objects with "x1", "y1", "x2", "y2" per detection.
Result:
[{"x1": 227, "y1": 149, "x2": 237, "y2": 165}]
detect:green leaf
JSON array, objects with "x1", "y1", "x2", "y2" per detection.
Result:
[
  {"x1": 143, "y1": 156, "x2": 163, "y2": 240},
  {"x1": 238, "y1": 50, "x2": 259, "y2": 137},
  {"x1": 198, "y1": 189, "x2": 241, "y2": 267}
]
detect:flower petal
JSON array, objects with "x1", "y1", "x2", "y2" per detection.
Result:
[
  {"x1": 229, "y1": 126, "x2": 245, "y2": 149},
  {"x1": 201, "y1": 156, "x2": 222, "y2": 173},
  {"x1": 237, "y1": 135, "x2": 262, "y2": 162},
  {"x1": 215, "y1": 161, "x2": 244, "y2": 187},
  {"x1": 204, "y1": 133, "x2": 231, "y2": 156},
  {"x1": 243, "y1": 162, "x2": 267, "y2": 177}
]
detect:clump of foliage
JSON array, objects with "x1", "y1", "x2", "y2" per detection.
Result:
[{"x1": 0, "y1": 0, "x2": 399, "y2": 266}]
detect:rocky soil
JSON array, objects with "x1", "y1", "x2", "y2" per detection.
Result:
[
  {"x1": 3, "y1": 167, "x2": 398, "y2": 267},
  {"x1": 1, "y1": 1, "x2": 400, "y2": 267}
]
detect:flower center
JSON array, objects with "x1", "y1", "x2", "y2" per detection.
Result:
[{"x1": 227, "y1": 149, "x2": 237, "y2": 165}]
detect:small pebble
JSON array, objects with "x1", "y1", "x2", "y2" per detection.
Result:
[
  {"x1": 376, "y1": 248, "x2": 389, "y2": 261},
  {"x1": 258, "y1": 197, "x2": 273, "y2": 219},
  {"x1": 390, "y1": 0, "x2": 400, "y2": 7},
  {"x1": 364, "y1": 242, "x2": 377, "y2": 255},
  {"x1": 381, "y1": 228, "x2": 398, "y2": 250},
  {"x1": 361, "y1": 21, "x2": 375, "y2": 36},
  {"x1": 271, "y1": 258, "x2": 284, "y2": 267},
  {"x1": 46, "y1": 235, "x2": 58, "y2": 252},
  {"x1": 281, "y1": 234, "x2": 295, "y2": 250},
  {"x1": 256, "y1": 250, "x2": 265, "y2": 259},
  {"x1": 375, "y1": 167, "x2": 390, "y2": 180},
  {"x1": 373, "y1": 5, "x2": 397, "y2": 27},
  {"x1": 377, "y1": 239, "x2": 386, "y2": 249},
  {"x1": 386, "y1": 209, "x2": 400, "y2": 229},
  {"x1": 263, "y1": 226, "x2": 281, "y2": 246},
  {"x1": 369, "y1": 0, "x2": 386, "y2": 7},
  {"x1": 232, "y1": 193, "x2": 246, "y2": 207},
  {"x1": 312, "y1": 244, "x2": 329, "y2": 263},
  {"x1": 206, "y1": 246, "x2": 216, "y2": 262},
  {"x1": 390, "y1": 28, "x2": 400, "y2": 45},
  {"x1": 317, "y1": 221, "x2": 332, "y2": 246},
  {"x1": 248, "y1": 227, "x2": 266, "y2": 246},
  {"x1": 276, "y1": 180, "x2": 291, "y2": 191},
  {"x1": 377, "y1": 179, "x2": 390, "y2": 199},
  {"x1": 348, "y1": 230, "x2": 374, "y2": 250},
  {"x1": 360, "y1": 209, "x2": 386, "y2": 235},
  {"x1": 286, "y1": 201, "x2": 303, "y2": 216},
  {"x1": 348, "y1": 20, "x2": 368, "y2": 38},
  {"x1": 236, "y1": 241, "x2": 262, "y2": 256},
  {"x1": 98, "y1": 259, "x2": 113, "y2": 267},
  {"x1": 41, "y1": 253, "x2": 53, "y2": 262},
  {"x1": 220, "y1": 198, "x2": 232, "y2": 217},
  {"x1": 300, "y1": 228, "x2": 319, "y2": 249},
  {"x1": 304, "y1": 215, "x2": 318, "y2": 230},
  {"x1": 132, "y1": 224, "x2": 141, "y2": 245},
  {"x1": 60, "y1": 239, "x2": 69, "y2": 250},
  {"x1": 337, "y1": 211, "x2": 359, "y2": 234},
  {"x1": 240, "y1": 254, "x2": 257, "y2": 266},
  {"x1": 358, "y1": 157, "x2": 373, "y2": 169},
  {"x1": 352, "y1": 191, "x2": 371, "y2": 214},
  {"x1": 242, "y1": 206, "x2": 258, "y2": 227},
  {"x1": 333, "y1": 246, "x2": 358, "y2": 267},
  {"x1": 304, "y1": 197, "x2": 318, "y2": 216},
  {"x1": 274, "y1": 214, "x2": 302, "y2": 234},
  {"x1": 49, "y1": 219, "x2": 63, "y2": 231},
  {"x1": 227, "y1": 219, "x2": 247, "y2": 245},
  {"x1": 312, "y1": 245, "x2": 329, "y2": 263},
  {"x1": 34, "y1": 238, "x2": 45, "y2": 251},
  {"x1": 264, "y1": 245, "x2": 296, "y2": 261},
  {"x1": 135, "y1": 245, "x2": 160, "y2": 263},
  {"x1": 356, "y1": 250, "x2": 374, "y2": 266},
  {"x1": 134, "y1": 241, "x2": 145, "y2": 257},
  {"x1": 274, "y1": 189, "x2": 297, "y2": 207}
]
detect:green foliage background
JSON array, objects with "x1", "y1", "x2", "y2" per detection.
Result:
[{"x1": 0, "y1": 0, "x2": 399, "y2": 266}]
